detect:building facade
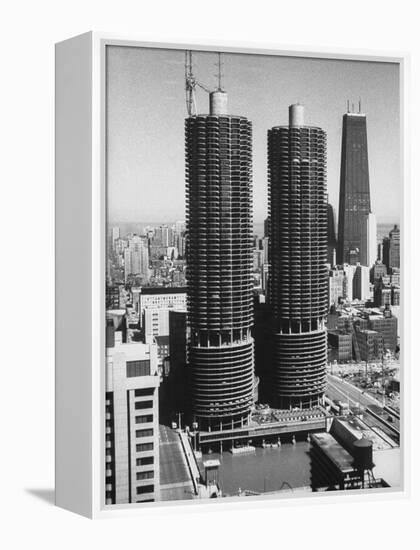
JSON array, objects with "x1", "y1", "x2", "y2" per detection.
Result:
[
  {"x1": 131, "y1": 287, "x2": 187, "y2": 320},
  {"x1": 124, "y1": 235, "x2": 149, "y2": 283},
  {"x1": 105, "y1": 327, "x2": 160, "y2": 504},
  {"x1": 353, "y1": 264, "x2": 371, "y2": 301},
  {"x1": 337, "y1": 109, "x2": 373, "y2": 266},
  {"x1": 327, "y1": 203, "x2": 337, "y2": 266},
  {"x1": 354, "y1": 328, "x2": 384, "y2": 362},
  {"x1": 368, "y1": 310, "x2": 398, "y2": 353},
  {"x1": 185, "y1": 89, "x2": 255, "y2": 430},
  {"x1": 268, "y1": 104, "x2": 328, "y2": 409},
  {"x1": 328, "y1": 330, "x2": 353, "y2": 362},
  {"x1": 389, "y1": 224, "x2": 400, "y2": 269},
  {"x1": 328, "y1": 267, "x2": 346, "y2": 307}
]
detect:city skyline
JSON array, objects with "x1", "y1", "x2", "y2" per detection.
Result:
[
  {"x1": 107, "y1": 46, "x2": 401, "y2": 225},
  {"x1": 105, "y1": 45, "x2": 402, "y2": 505}
]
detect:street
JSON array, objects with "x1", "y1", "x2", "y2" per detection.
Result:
[
  {"x1": 326, "y1": 373, "x2": 383, "y2": 409},
  {"x1": 159, "y1": 424, "x2": 194, "y2": 501}
]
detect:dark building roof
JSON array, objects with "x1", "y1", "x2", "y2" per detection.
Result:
[{"x1": 140, "y1": 287, "x2": 186, "y2": 295}]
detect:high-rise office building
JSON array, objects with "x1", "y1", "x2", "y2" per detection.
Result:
[
  {"x1": 337, "y1": 107, "x2": 373, "y2": 266},
  {"x1": 389, "y1": 224, "x2": 400, "y2": 269},
  {"x1": 185, "y1": 88, "x2": 254, "y2": 430},
  {"x1": 268, "y1": 104, "x2": 328, "y2": 409}
]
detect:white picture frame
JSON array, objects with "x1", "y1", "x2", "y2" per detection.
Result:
[{"x1": 55, "y1": 32, "x2": 409, "y2": 518}]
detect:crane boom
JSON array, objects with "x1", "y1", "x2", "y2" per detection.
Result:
[{"x1": 185, "y1": 50, "x2": 211, "y2": 116}]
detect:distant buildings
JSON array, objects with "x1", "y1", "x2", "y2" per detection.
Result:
[
  {"x1": 353, "y1": 264, "x2": 371, "y2": 301},
  {"x1": 268, "y1": 104, "x2": 328, "y2": 408},
  {"x1": 328, "y1": 330, "x2": 353, "y2": 362},
  {"x1": 364, "y1": 212, "x2": 377, "y2": 267},
  {"x1": 389, "y1": 224, "x2": 400, "y2": 269},
  {"x1": 371, "y1": 260, "x2": 388, "y2": 283},
  {"x1": 354, "y1": 328, "x2": 384, "y2": 362},
  {"x1": 328, "y1": 267, "x2": 346, "y2": 308},
  {"x1": 328, "y1": 306, "x2": 398, "y2": 362},
  {"x1": 337, "y1": 107, "x2": 376, "y2": 267},
  {"x1": 124, "y1": 235, "x2": 149, "y2": 283},
  {"x1": 111, "y1": 226, "x2": 120, "y2": 244},
  {"x1": 132, "y1": 287, "x2": 187, "y2": 320},
  {"x1": 369, "y1": 307, "x2": 398, "y2": 352}
]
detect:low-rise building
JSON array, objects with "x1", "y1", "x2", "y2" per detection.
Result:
[{"x1": 328, "y1": 330, "x2": 353, "y2": 362}]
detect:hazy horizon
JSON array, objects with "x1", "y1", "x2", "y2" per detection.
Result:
[{"x1": 107, "y1": 46, "x2": 401, "y2": 225}]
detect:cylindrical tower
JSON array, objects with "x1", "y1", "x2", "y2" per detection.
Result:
[
  {"x1": 185, "y1": 93, "x2": 254, "y2": 431},
  {"x1": 268, "y1": 104, "x2": 328, "y2": 409}
]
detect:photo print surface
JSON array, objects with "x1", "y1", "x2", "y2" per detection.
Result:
[{"x1": 105, "y1": 45, "x2": 402, "y2": 505}]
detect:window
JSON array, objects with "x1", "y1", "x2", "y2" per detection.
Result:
[
  {"x1": 135, "y1": 414, "x2": 153, "y2": 424},
  {"x1": 136, "y1": 485, "x2": 154, "y2": 495},
  {"x1": 136, "y1": 471, "x2": 154, "y2": 481},
  {"x1": 135, "y1": 400, "x2": 153, "y2": 410},
  {"x1": 134, "y1": 388, "x2": 154, "y2": 397},
  {"x1": 136, "y1": 442, "x2": 153, "y2": 452},
  {"x1": 136, "y1": 456, "x2": 154, "y2": 466},
  {"x1": 136, "y1": 428, "x2": 153, "y2": 438},
  {"x1": 126, "y1": 360, "x2": 150, "y2": 378}
]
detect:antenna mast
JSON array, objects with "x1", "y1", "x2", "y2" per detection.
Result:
[
  {"x1": 216, "y1": 52, "x2": 224, "y2": 91},
  {"x1": 185, "y1": 50, "x2": 211, "y2": 116}
]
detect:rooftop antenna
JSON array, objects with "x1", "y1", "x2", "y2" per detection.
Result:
[
  {"x1": 185, "y1": 50, "x2": 211, "y2": 116},
  {"x1": 352, "y1": 102, "x2": 355, "y2": 113},
  {"x1": 215, "y1": 52, "x2": 224, "y2": 91},
  {"x1": 347, "y1": 99, "x2": 350, "y2": 113},
  {"x1": 359, "y1": 98, "x2": 362, "y2": 113}
]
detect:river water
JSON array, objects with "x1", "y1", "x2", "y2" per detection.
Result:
[{"x1": 202, "y1": 441, "x2": 311, "y2": 496}]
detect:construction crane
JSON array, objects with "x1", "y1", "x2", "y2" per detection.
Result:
[
  {"x1": 185, "y1": 51, "x2": 211, "y2": 116},
  {"x1": 185, "y1": 51, "x2": 225, "y2": 116}
]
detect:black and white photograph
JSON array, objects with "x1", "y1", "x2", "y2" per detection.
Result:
[{"x1": 105, "y1": 44, "x2": 402, "y2": 505}]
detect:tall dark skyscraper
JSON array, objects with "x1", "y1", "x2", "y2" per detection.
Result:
[
  {"x1": 268, "y1": 104, "x2": 328, "y2": 409},
  {"x1": 185, "y1": 88, "x2": 254, "y2": 430},
  {"x1": 337, "y1": 108, "x2": 372, "y2": 266},
  {"x1": 327, "y1": 203, "x2": 337, "y2": 266}
]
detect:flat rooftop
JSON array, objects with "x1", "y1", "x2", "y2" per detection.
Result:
[
  {"x1": 140, "y1": 287, "x2": 186, "y2": 295},
  {"x1": 335, "y1": 417, "x2": 394, "y2": 451},
  {"x1": 311, "y1": 433, "x2": 354, "y2": 473}
]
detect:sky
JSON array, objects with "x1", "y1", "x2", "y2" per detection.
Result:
[{"x1": 107, "y1": 46, "x2": 401, "y2": 226}]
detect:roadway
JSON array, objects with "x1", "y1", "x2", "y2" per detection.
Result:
[
  {"x1": 159, "y1": 424, "x2": 194, "y2": 501},
  {"x1": 326, "y1": 374, "x2": 383, "y2": 409},
  {"x1": 326, "y1": 374, "x2": 400, "y2": 442}
]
